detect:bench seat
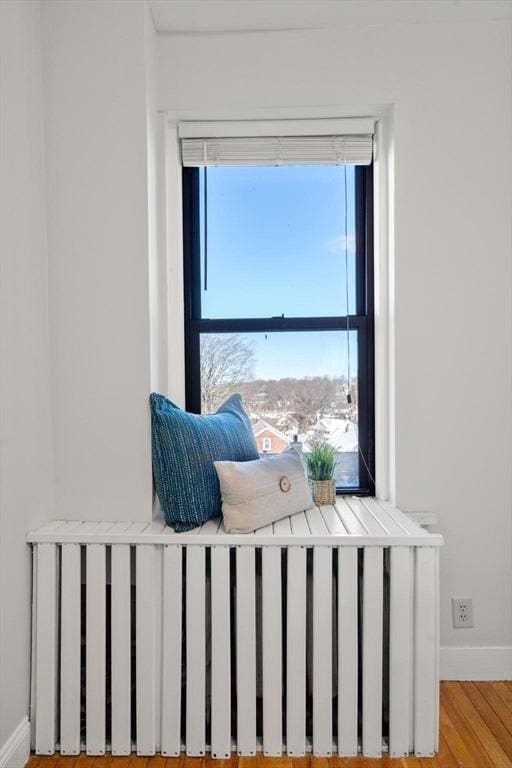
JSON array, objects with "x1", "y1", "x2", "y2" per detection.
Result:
[{"x1": 27, "y1": 495, "x2": 442, "y2": 548}]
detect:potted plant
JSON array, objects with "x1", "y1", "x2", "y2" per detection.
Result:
[{"x1": 306, "y1": 440, "x2": 337, "y2": 505}]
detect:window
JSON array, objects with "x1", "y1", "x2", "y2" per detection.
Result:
[{"x1": 183, "y1": 160, "x2": 374, "y2": 494}]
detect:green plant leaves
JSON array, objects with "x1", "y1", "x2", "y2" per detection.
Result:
[{"x1": 306, "y1": 439, "x2": 337, "y2": 481}]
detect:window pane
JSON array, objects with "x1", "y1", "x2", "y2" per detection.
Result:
[
  {"x1": 199, "y1": 165, "x2": 356, "y2": 319},
  {"x1": 200, "y1": 330, "x2": 359, "y2": 488}
]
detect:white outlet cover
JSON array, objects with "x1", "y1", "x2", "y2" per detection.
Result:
[{"x1": 452, "y1": 597, "x2": 474, "y2": 628}]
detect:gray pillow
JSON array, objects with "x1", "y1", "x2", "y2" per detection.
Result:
[{"x1": 214, "y1": 449, "x2": 314, "y2": 534}]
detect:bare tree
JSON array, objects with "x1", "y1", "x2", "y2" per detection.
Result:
[
  {"x1": 286, "y1": 376, "x2": 338, "y2": 431},
  {"x1": 200, "y1": 334, "x2": 255, "y2": 413},
  {"x1": 239, "y1": 375, "x2": 340, "y2": 431}
]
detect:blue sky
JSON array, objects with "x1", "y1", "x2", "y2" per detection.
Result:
[
  {"x1": 229, "y1": 330, "x2": 358, "y2": 381},
  {"x1": 199, "y1": 165, "x2": 358, "y2": 380}
]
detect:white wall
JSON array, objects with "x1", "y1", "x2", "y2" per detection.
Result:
[
  {"x1": 0, "y1": 0, "x2": 54, "y2": 748},
  {"x1": 42, "y1": 0, "x2": 153, "y2": 521},
  {"x1": 157, "y1": 15, "x2": 512, "y2": 665}
]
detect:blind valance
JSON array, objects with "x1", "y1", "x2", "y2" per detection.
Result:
[{"x1": 179, "y1": 118, "x2": 374, "y2": 167}]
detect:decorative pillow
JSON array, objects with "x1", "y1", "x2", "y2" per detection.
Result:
[
  {"x1": 150, "y1": 393, "x2": 259, "y2": 531},
  {"x1": 214, "y1": 449, "x2": 314, "y2": 534}
]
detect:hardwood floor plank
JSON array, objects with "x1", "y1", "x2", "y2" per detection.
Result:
[
  {"x1": 444, "y1": 682, "x2": 511, "y2": 767},
  {"x1": 329, "y1": 757, "x2": 375, "y2": 768},
  {"x1": 203, "y1": 760, "x2": 234, "y2": 768},
  {"x1": 238, "y1": 759, "x2": 259, "y2": 768},
  {"x1": 479, "y1": 682, "x2": 512, "y2": 734},
  {"x1": 28, "y1": 761, "x2": 58, "y2": 768},
  {"x1": 431, "y1": 734, "x2": 458, "y2": 768},
  {"x1": 495, "y1": 681, "x2": 512, "y2": 710},
  {"x1": 23, "y1": 684, "x2": 512, "y2": 768},
  {"x1": 465, "y1": 682, "x2": 512, "y2": 755},
  {"x1": 440, "y1": 701, "x2": 481, "y2": 768},
  {"x1": 72, "y1": 757, "x2": 96, "y2": 767},
  {"x1": 309, "y1": 758, "x2": 329, "y2": 768}
]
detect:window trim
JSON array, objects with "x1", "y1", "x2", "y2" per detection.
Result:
[{"x1": 182, "y1": 164, "x2": 375, "y2": 495}]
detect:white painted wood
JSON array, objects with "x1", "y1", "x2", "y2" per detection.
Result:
[
  {"x1": 0, "y1": 716, "x2": 31, "y2": 768},
  {"x1": 35, "y1": 544, "x2": 58, "y2": 755},
  {"x1": 252, "y1": 521, "x2": 273, "y2": 538},
  {"x1": 319, "y1": 504, "x2": 349, "y2": 535},
  {"x1": 108, "y1": 521, "x2": 135, "y2": 535},
  {"x1": 161, "y1": 546, "x2": 183, "y2": 757},
  {"x1": 335, "y1": 498, "x2": 369, "y2": 536},
  {"x1": 194, "y1": 517, "x2": 221, "y2": 535},
  {"x1": 86, "y1": 544, "x2": 106, "y2": 755},
  {"x1": 27, "y1": 519, "x2": 443, "y2": 547},
  {"x1": 262, "y1": 546, "x2": 282, "y2": 756},
  {"x1": 414, "y1": 547, "x2": 437, "y2": 757},
  {"x1": 305, "y1": 505, "x2": 330, "y2": 535},
  {"x1": 126, "y1": 521, "x2": 152, "y2": 536},
  {"x1": 60, "y1": 544, "x2": 81, "y2": 755},
  {"x1": 389, "y1": 546, "x2": 413, "y2": 757},
  {"x1": 273, "y1": 515, "x2": 292, "y2": 535},
  {"x1": 28, "y1": 530, "x2": 444, "y2": 546},
  {"x1": 235, "y1": 547, "x2": 257, "y2": 756},
  {"x1": 380, "y1": 501, "x2": 430, "y2": 537},
  {"x1": 312, "y1": 546, "x2": 332, "y2": 756},
  {"x1": 32, "y1": 520, "x2": 67, "y2": 535},
  {"x1": 361, "y1": 497, "x2": 408, "y2": 536},
  {"x1": 153, "y1": 545, "x2": 163, "y2": 753},
  {"x1": 28, "y1": 502, "x2": 442, "y2": 760},
  {"x1": 56, "y1": 520, "x2": 94, "y2": 534},
  {"x1": 286, "y1": 546, "x2": 307, "y2": 756},
  {"x1": 346, "y1": 497, "x2": 387, "y2": 536},
  {"x1": 211, "y1": 546, "x2": 231, "y2": 759},
  {"x1": 362, "y1": 547, "x2": 383, "y2": 757},
  {"x1": 110, "y1": 544, "x2": 131, "y2": 756},
  {"x1": 136, "y1": 546, "x2": 156, "y2": 755},
  {"x1": 178, "y1": 117, "x2": 375, "y2": 139},
  {"x1": 289, "y1": 510, "x2": 310, "y2": 536},
  {"x1": 186, "y1": 545, "x2": 206, "y2": 756},
  {"x1": 338, "y1": 547, "x2": 358, "y2": 756},
  {"x1": 405, "y1": 511, "x2": 438, "y2": 527}
]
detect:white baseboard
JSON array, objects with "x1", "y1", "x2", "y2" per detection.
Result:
[
  {"x1": 0, "y1": 718, "x2": 30, "y2": 768},
  {"x1": 441, "y1": 646, "x2": 512, "y2": 681}
]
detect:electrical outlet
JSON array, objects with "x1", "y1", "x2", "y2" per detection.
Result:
[{"x1": 452, "y1": 598, "x2": 473, "y2": 628}]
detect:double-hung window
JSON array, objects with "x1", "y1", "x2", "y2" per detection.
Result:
[{"x1": 181, "y1": 121, "x2": 375, "y2": 494}]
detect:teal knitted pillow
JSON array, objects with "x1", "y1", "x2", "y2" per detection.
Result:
[{"x1": 150, "y1": 393, "x2": 259, "y2": 531}]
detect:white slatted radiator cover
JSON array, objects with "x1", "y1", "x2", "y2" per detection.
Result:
[{"x1": 27, "y1": 498, "x2": 443, "y2": 759}]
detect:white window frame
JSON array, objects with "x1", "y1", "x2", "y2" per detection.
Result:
[{"x1": 158, "y1": 107, "x2": 395, "y2": 503}]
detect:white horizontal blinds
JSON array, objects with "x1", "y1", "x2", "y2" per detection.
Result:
[
  {"x1": 182, "y1": 135, "x2": 372, "y2": 166},
  {"x1": 179, "y1": 117, "x2": 374, "y2": 167}
]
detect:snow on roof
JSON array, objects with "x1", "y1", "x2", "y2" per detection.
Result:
[{"x1": 302, "y1": 417, "x2": 358, "y2": 453}]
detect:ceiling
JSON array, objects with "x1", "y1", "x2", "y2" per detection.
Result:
[{"x1": 149, "y1": 0, "x2": 512, "y2": 34}]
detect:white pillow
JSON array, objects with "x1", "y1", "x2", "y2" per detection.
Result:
[{"x1": 214, "y1": 449, "x2": 314, "y2": 534}]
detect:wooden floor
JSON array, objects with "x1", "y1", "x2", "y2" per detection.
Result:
[{"x1": 28, "y1": 682, "x2": 512, "y2": 768}]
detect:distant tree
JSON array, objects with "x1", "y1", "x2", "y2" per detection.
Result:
[
  {"x1": 286, "y1": 376, "x2": 338, "y2": 431},
  {"x1": 200, "y1": 334, "x2": 255, "y2": 413}
]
